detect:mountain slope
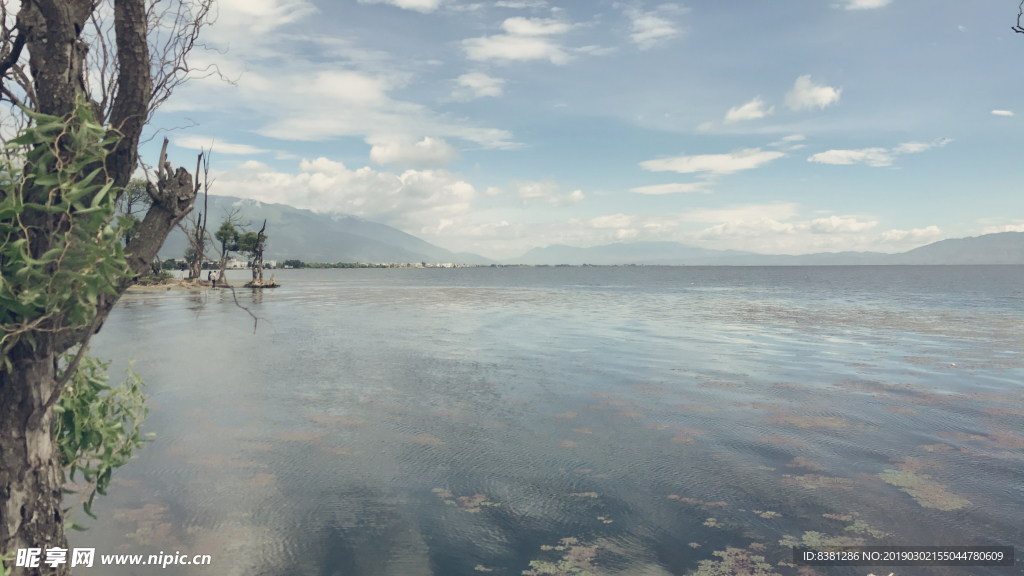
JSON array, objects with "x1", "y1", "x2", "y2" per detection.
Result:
[{"x1": 158, "y1": 196, "x2": 493, "y2": 264}]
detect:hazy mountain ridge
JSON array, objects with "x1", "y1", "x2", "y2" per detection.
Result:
[
  {"x1": 510, "y1": 232, "x2": 1024, "y2": 266},
  {"x1": 157, "y1": 197, "x2": 1024, "y2": 266},
  {"x1": 158, "y1": 196, "x2": 495, "y2": 264}
]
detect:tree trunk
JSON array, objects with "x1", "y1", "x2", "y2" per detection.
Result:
[{"x1": 0, "y1": 352, "x2": 69, "y2": 576}]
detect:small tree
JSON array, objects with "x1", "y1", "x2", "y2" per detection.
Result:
[{"x1": 237, "y1": 220, "x2": 268, "y2": 285}]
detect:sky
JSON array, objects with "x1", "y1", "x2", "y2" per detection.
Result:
[{"x1": 146, "y1": 0, "x2": 1024, "y2": 260}]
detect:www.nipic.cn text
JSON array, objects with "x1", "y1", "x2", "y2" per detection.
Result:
[{"x1": 14, "y1": 548, "x2": 212, "y2": 569}]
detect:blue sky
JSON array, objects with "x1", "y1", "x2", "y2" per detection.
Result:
[{"x1": 148, "y1": 0, "x2": 1024, "y2": 259}]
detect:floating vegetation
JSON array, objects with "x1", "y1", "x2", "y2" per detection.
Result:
[
  {"x1": 885, "y1": 406, "x2": 917, "y2": 415},
  {"x1": 278, "y1": 431, "x2": 327, "y2": 442},
  {"x1": 474, "y1": 565, "x2": 493, "y2": 572},
  {"x1": 432, "y1": 489, "x2": 500, "y2": 513},
  {"x1": 781, "y1": 474, "x2": 853, "y2": 490},
  {"x1": 523, "y1": 537, "x2": 598, "y2": 576},
  {"x1": 555, "y1": 411, "x2": 578, "y2": 419},
  {"x1": 673, "y1": 435, "x2": 695, "y2": 443},
  {"x1": 845, "y1": 519, "x2": 887, "y2": 539},
  {"x1": 559, "y1": 439, "x2": 579, "y2": 449},
  {"x1": 779, "y1": 532, "x2": 865, "y2": 548},
  {"x1": 787, "y1": 457, "x2": 823, "y2": 471},
  {"x1": 766, "y1": 414, "x2": 851, "y2": 429},
  {"x1": 573, "y1": 469, "x2": 592, "y2": 474},
  {"x1": 920, "y1": 444, "x2": 951, "y2": 452},
  {"x1": 409, "y1": 433, "x2": 445, "y2": 446},
  {"x1": 878, "y1": 469, "x2": 970, "y2": 511},
  {"x1": 988, "y1": 430, "x2": 1024, "y2": 449},
  {"x1": 597, "y1": 516, "x2": 613, "y2": 524},
  {"x1": 689, "y1": 543, "x2": 701, "y2": 548},
  {"x1": 573, "y1": 427, "x2": 593, "y2": 434},
  {"x1": 702, "y1": 518, "x2": 721, "y2": 528},
  {"x1": 570, "y1": 492, "x2": 599, "y2": 498},
  {"x1": 821, "y1": 513, "x2": 853, "y2": 522},
  {"x1": 590, "y1": 392, "x2": 617, "y2": 398},
  {"x1": 704, "y1": 501, "x2": 728, "y2": 508},
  {"x1": 615, "y1": 409, "x2": 644, "y2": 418},
  {"x1": 758, "y1": 466, "x2": 776, "y2": 471},
  {"x1": 690, "y1": 546, "x2": 781, "y2": 576},
  {"x1": 757, "y1": 434, "x2": 806, "y2": 447},
  {"x1": 753, "y1": 510, "x2": 780, "y2": 519},
  {"x1": 668, "y1": 495, "x2": 701, "y2": 504}
]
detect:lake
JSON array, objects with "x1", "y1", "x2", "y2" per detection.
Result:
[{"x1": 76, "y1": 266, "x2": 1024, "y2": 575}]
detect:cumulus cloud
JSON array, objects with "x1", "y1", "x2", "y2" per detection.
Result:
[
  {"x1": 641, "y1": 148, "x2": 786, "y2": 175},
  {"x1": 462, "y1": 17, "x2": 575, "y2": 64},
  {"x1": 724, "y1": 97, "x2": 773, "y2": 123},
  {"x1": 368, "y1": 136, "x2": 459, "y2": 167},
  {"x1": 517, "y1": 181, "x2": 585, "y2": 206},
  {"x1": 357, "y1": 0, "x2": 445, "y2": 13},
  {"x1": 451, "y1": 72, "x2": 506, "y2": 100},
  {"x1": 785, "y1": 75, "x2": 841, "y2": 111},
  {"x1": 175, "y1": 136, "x2": 268, "y2": 155},
  {"x1": 629, "y1": 182, "x2": 711, "y2": 195},
  {"x1": 842, "y1": 0, "x2": 892, "y2": 9},
  {"x1": 589, "y1": 213, "x2": 634, "y2": 229},
  {"x1": 210, "y1": 158, "x2": 477, "y2": 232},
  {"x1": 808, "y1": 148, "x2": 892, "y2": 167},
  {"x1": 992, "y1": 110, "x2": 1015, "y2": 116},
  {"x1": 624, "y1": 4, "x2": 686, "y2": 50}
]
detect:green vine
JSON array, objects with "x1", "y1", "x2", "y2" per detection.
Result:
[{"x1": 0, "y1": 99, "x2": 134, "y2": 372}]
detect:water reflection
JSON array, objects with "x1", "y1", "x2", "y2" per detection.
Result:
[{"x1": 79, "y1": 267, "x2": 1024, "y2": 576}]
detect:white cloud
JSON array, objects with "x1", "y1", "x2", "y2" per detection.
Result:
[
  {"x1": 210, "y1": 158, "x2": 477, "y2": 232},
  {"x1": 992, "y1": 110, "x2": 1015, "y2": 116},
  {"x1": 842, "y1": 0, "x2": 892, "y2": 9},
  {"x1": 982, "y1": 223, "x2": 1024, "y2": 233},
  {"x1": 892, "y1": 138, "x2": 950, "y2": 154},
  {"x1": 810, "y1": 138, "x2": 949, "y2": 167},
  {"x1": 452, "y1": 72, "x2": 506, "y2": 100},
  {"x1": 368, "y1": 136, "x2": 459, "y2": 167},
  {"x1": 175, "y1": 136, "x2": 269, "y2": 155},
  {"x1": 641, "y1": 148, "x2": 786, "y2": 175},
  {"x1": 462, "y1": 19, "x2": 575, "y2": 64},
  {"x1": 517, "y1": 181, "x2": 585, "y2": 206},
  {"x1": 877, "y1": 226, "x2": 941, "y2": 242},
  {"x1": 809, "y1": 215, "x2": 878, "y2": 233},
  {"x1": 808, "y1": 148, "x2": 892, "y2": 167},
  {"x1": 629, "y1": 182, "x2": 710, "y2": 195},
  {"x1": 724, "y1": 97, "x2": 774, "y2": 123},
  {"x1": 769, "y1": 134, "x2": 806, "y2": 151},
  {"x1": 625, "y1": 4, "x2": 686, "y2": 50},
  {"x1": 494, "y1": 0, "x2": 547, "y2": 7},
  {"x1": 502, "y1": 16, "x2": 573, "y2": 35},
  {"x1": 680, "y1": 203, "x2": 801, "y2": 223},
  {"x1": 589, "y1": 213, "x2": 634, "y2": 229},
  {"x1": 162, "y1": 2, "x2": 520, "y2": 150},
  {"x1": 784, "y1": 75, "x2": 841, "y2": 111},
  {"x1": 357, "y1": 0, "x2": 445, "y2": 13}
]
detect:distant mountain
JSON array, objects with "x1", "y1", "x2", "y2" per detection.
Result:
[
  {"x1": 510, "y1": 241, "x2": 757, "y2": 265},
  {"x1": 507, "y1": 232, "x2": 1024, "y2": 266},
  {"x1": 158, "y1": 195, "x2": 493, "y2": 264}
]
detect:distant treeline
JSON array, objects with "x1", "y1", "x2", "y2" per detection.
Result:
[{"x1": 282, "y1": 260, "x2": 386, "y2": 269}]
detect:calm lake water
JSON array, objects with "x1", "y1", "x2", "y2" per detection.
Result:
[{"x1": 75, "y1": 266, "x2": 1024, "y2": 576}]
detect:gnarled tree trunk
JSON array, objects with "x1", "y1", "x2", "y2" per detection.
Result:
[{"x1": 0, "y1": 1, "x2": 200, "y2": 574}]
